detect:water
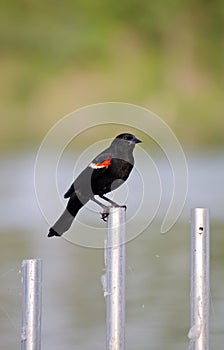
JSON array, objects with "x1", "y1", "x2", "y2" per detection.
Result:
[{"x1": 0, "y1": 150, "x2": 223, "y2": 349}]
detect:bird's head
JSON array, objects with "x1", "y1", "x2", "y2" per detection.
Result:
[
  {"x1": 111, "y1": 133, "x2": 142, "y2": 153},
  {"x1": 116, "y1": 133, "x2": 142, "y2": 144}
]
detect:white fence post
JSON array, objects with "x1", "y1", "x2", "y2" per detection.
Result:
[
  {"x1": 189, "y1": 208, "x2": 210, "y2": 350},
  {"x1": 21, "y1": 259, "x2": 43, "y2": 350},
  {"x1": 105, "y1": 207, "x2": 126, "y2": 350}
]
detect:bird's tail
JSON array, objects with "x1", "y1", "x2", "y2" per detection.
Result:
[{"x1": 48, "y1": 194, "x2": 89, "y2": 237}]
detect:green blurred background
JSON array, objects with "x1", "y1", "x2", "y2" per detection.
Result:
[
  {"x1": 0, "y1": 1, "x2": 224, "y2": 350},
  {"x1": 1, "y1": 0, "x2": 224, "y2": 149}
]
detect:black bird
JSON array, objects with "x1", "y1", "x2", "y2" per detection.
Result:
[{"x1": 48, "y1": 133, "x2": 142, "y2": 237}]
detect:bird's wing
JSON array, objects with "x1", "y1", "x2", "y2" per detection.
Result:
[{"x1": 64, "y1": 149, "x2": 113, "y2": 198}]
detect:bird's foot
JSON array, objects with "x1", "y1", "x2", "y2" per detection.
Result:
[
  {"x1": 100, "y1": 204, "x2": 127, "y2": 222},
  {"x1": 101, "y1": 207, "x2": 110, "y2": 222}
]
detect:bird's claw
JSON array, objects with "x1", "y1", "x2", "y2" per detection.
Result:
[
  {"x1": 100, "y1": 204, "x2": 127, "y2": 222},
  {"x1": 101, "y1": 208, "x2": 110, "y2": 222}
]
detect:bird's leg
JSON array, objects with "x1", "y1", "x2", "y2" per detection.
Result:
[
  {"x1": 99, "y1": 195, "x2": 127, "y2": 210},
  {"x1": 91, "y1": 197, "x2": 110, "y2": 222},
  {"x1": 99, "y1": 194, "x2": 119, "y2": 206},
  {"x1": 91, "y1": 196, "x2": 108, "y2": 210}
]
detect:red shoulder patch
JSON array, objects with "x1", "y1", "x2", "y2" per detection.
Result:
[
  {"x1": 96, "y1": 157, "x2": 112, "y2": 168},
  {"x1": 90, "y1": 157, "x2": 112, "y2": 169}
]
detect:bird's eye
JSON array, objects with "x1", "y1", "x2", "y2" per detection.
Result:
[{"x1": 124, "y1": 135, "x2": 132, "y2": 140}]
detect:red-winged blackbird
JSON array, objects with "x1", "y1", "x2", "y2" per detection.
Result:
[{"x1": 48, "y1": 133, "x2": 142, "y2": 237}]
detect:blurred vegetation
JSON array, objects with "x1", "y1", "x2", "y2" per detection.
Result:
[{"x1": 0, "y1": 0, "x2": 224, "y2": 149}]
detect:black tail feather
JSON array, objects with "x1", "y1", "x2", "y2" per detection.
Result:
[
  {"x1": 48, "y1": 227, "x2": 61, "y2": 237},
  {"x1": 48, "y1": 194, "x2": 88, "y2": 237},
  {"x1": 64, "y1": 184, "x2": 74, "y2": 198}
]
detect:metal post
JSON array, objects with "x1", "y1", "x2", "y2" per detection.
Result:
[
  {"x1": 189, "y1": 208, "x2": 210, "y2": 350},
  {"x1": 105, "y1": 207, "x2": 126, "y2": 350},
  {"x1": 21, "y1": 259, "x2": 43, "y2": 350}
]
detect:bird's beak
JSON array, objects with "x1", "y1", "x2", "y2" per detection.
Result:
[{"x1": 133, "y1": 137, "x2": 142, "y2": 144}]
